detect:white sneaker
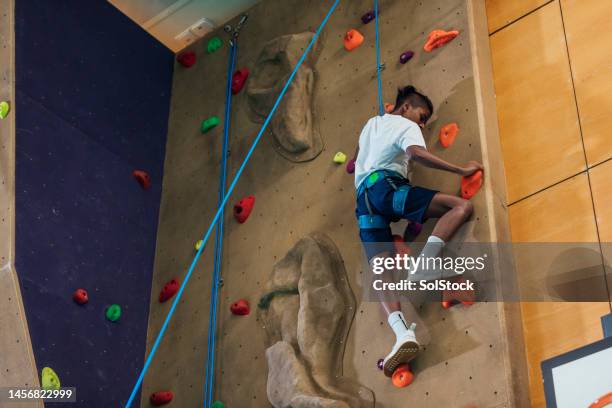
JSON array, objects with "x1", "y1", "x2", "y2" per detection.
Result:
[{"x1": 382, "y1": 323, "x2": 420, "y2": 377}]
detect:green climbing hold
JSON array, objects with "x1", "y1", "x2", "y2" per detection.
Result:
[
  {"x1": 41, "y1": 367, "x2": 60, "y2": 390},
  {"x1": 207, "y1": 36, "x2": 222, "y2": 54},
  {"x1": 211, "y1": 401, "x2": 224, "y2": 408},
  {"x1": 106, "y1": 304, "x2": 122, "y2": 322},
  {"x1": 0, "y1": 101, "x2": 10, "y2": 119},
  {"x1": 201, "y1": 116, "x2": 220, "y2": 133}
]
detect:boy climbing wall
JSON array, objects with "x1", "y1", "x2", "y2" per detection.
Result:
[{"x1": 350, "y1": 85, "x2": 483, "y2": 377}]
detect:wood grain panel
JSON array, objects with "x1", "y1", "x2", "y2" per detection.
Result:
[
  {"x1": 485, "y1": 0, "x2": 551, "y2": 33},
  {"x1": 590, "y1": 160, "x2": 612, "y2": 242},
  {"x1": 562, "y1": 0, "x2": 612, "y2": 166},
  {"x1": 491, "y1": 2, "x2": 585, "y2": 203},
  {"x1": 509, "y1": 173, "x2": 607, "y2": 407}
]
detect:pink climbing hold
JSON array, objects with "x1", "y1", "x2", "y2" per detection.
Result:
[
  {"x1": 177, "y1": 51, "x2": 196, "y2": 68},
  {"x1": 132, "y1": 170, "x2": 151, "y2": 190},
  {"x1": 159, "y1": 278, "x2": 180, "y2": 303},
  {"x1": 230, "y1": 299, "x2": 250, "y2": 316},
  {"x1": 405, "y1": 221, "x2": 423, "y2": 238},
  {"x1": 346, "y1": 159, "x2": 356, "y2": 174},
  {"x1": 234, "y1": 196, "x2": 255, "y2": 223},
  {"x1": 231, "y1": 68, "x2": 249, "y2": 94}
]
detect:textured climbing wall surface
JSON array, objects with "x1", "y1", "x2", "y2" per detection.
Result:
[
  {"x1": 0, "y1": 1, "x2": 42, "y2": 407},
  {"x1": 143, "y1": 0, "x2": 521, "y2": 406},
  {"x1": 13, "y1": 1, "x2": 173, "y2": 406}
]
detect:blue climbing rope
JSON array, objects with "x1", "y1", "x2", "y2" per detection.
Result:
[
  {"x1": 124, "y1": 1, "x2": 340, "y2": 406},
  {"x1": 374, "y1": 0, "x2": 384, "y2": 115},
  {"x1": 202, "y1": 39, "x2": 237, "y2": 408}
]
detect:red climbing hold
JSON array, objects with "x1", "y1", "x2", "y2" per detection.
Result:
[
  {"x1": 177, "y1": 51, "x2": 196, "y2": 68},
  {"x1": 392, "y1": 235, "x2": 411, "y2": 256},
  {"x1": 132, "y1": 170, "x2": 151, "y2": 190},
  {"x1": 344, "y1": 29, "x2": 364, "y2": 51},
  {"x1": 391, "y1": 364, "x2": 414, "y2": 388},
  {"x1": 424, "y1": 29, "x2": 459, "y2": 52},
  {"x1": 73, "y1": 288, "x2": 88, "y2": 305},
  {"x1": 159, "y1": 278, "x2": 180, "y2": 303},
  {"x1": 150, "y1": 391, "x2": 174, "y2": 406},
  {"x1": 232, "y1": 68, "x2": 249, "y2": 95},
  {"x1": 439, "y1": 123, "x2": 459, "y2": 148},
  {"x1": 461, "y1": 170, "x2": 483, "y2": 199},
  {"x1": 442, "y1": 276, "x2": 475, "y2": 309},
  {"x1": 233, "y1": 196, "x2": 255, "y2": 223},
  {"x1": 230, "y1": 299, "x2": 250, "y2": 316}
]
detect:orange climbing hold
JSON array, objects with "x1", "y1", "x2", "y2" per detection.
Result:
[
  {"x1": 439, "y1": 123, "x2": 459, "y2": 148},
  {"x1": 344, "y1": 29, "x2": 364, "y2": 51},
  {"x1": 423, "y1": 29, "x2": 459, "y2": 52},
  {"x1": 384, "y1": 103, "x2": 395, "y2": 113},
  {"x1": 461, "y1": 170, "x2": 483, "y2": 199},
  {"x1": 392, "y1": 235, "x2": 411, "y2": 256},
  {"x1": 234, "y1": 195, "x2": 255, "y2": 223},
  {"x1": 391, "y1": 364, "x2": 414, "y2": 388}
]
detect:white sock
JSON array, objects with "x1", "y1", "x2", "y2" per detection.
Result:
[
  {"x1": 409, "y1": 235, "x2": 445, "y2": 281},
  {"x1": 388, "y1": 311, "x2": 411, "y2": 339}
]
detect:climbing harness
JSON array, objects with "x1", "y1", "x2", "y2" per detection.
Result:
[
  {"x1": 357, "y1": 170, "x2": 411, "y2": 230},
  {"x1": 124, "y1": 2, "x2": 341, "y2": 407}
]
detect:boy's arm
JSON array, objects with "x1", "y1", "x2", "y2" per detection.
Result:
[{"x1": 407, "y1": 145, "x2": 483, "y2": 176}]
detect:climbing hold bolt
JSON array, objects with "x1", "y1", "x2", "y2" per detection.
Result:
[
  {"x1": 392, "y1": 364, "x2": 414, "y2": 388},
  {"x1": 132, "y1": 170, "x2": 151, "y2": 190},
  {"x1": 333, "y1": 152, "x2": 347, "y2": 164},
  {"x1": 207, "y1": 36, "x2": 223, "y2": 54},
  {"x1": 201, "y1": 116, "x2": 220, "y2": 133},
  {"x1": 105, "y1": 304, "x2": 122, "y2": 322},
  {"x1": 150, "y1": 391, "x2": 174, "y2": 406},
  {"x1": 230, "y1": 299, "x2": 250, "y2": 316},
  {"x1": 73, "y1": 288, "x2": 89, "y2": 305},
  {"x1": 439, "y1": 123, "x2": 459, "y2": 148},
  {"x1": 0, "y1": 101, "x2": 10, "y2": 119},
  {"x1": 231, "y1": 68, "x2": 249, "y2": 95},
  {"x1": 361, "y1": 10, "x2": 375, "y2": 24},
  {"x1": 159, "y1": 278, "x2": 180, "y2": 303},
  {"x1": 399, "y1": 50, "x2": 414, "y2": 64},
  {"x1": 177, "y1": 51, "x2": 196, "y2": 68},
  {"x1": 41, "y1": 367, "x2": 61, "y2": 390},
  {"x1": 424, "y1": 29, "x2": 459, "y2": 52},
  {"x1": 461, "y1": 170, "x2": 483, "y2": 199},
  {"x1": 344, "y1": 29, "x2": 364, "y2": 51},
  {"x1": 233, "y1": 195, "x2": 255, "y2": 223}
]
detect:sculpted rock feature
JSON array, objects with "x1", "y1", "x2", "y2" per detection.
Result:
[
  {"x1": 247, "y1": 32, "x2": 323, "y2": 162},
  {"x1": 260, "y1": 233, "x2": 374, "y2": 408}
]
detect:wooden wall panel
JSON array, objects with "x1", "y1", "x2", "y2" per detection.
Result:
[
  {"x1": 590, "y1": 160, "x2": 612, "y2": 242},
  {"x1": 562, "y1": 0, "x2": 612, "y2": 166},
  {"x1": 485, "y1": 0, "x2": 551, "y2": 33},
  {"x1": 490, "y1": 2, "x2": 585, "y2": 203}
]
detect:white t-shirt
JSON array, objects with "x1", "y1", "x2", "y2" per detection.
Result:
[{"x1": 354, "y1": 114, "x2": 427, "y2": 189}]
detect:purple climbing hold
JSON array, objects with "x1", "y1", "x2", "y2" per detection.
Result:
[
  {"x1": 406, "y1": 221, "x2": 423, "y2": 237},
  {"x1": 400, "y1": 51, "x2": 414, "y2": 64},
  {"x1": 361, "y1": 10, "x2": 375, "y2": 24},
  {"x1": 377, "y1": 358, "x2": 384, "y2": 370}
]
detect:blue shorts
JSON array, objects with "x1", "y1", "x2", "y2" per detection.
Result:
[{"x1": 355, "y1": 172, "x2": 437, "y2": 261}]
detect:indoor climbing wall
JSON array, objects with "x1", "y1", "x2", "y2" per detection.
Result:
[{"x1": 142, "y1": 0, "x2": 523, "y2": 406}]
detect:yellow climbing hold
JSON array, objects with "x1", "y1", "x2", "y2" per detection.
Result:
[
  {"x1": 0, "y1": 101, "x2": 9, "y2": 119},
  {"x1": 42, "y1": 367, "x2": 60, "y2": 390},
  {"x1": 195, "y1": 239, "x2": 203, "y2": 251},
  {"x1": 333, "y1": 152, "x2": 347, "y2": 164}
]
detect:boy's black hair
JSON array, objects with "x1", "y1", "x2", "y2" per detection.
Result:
[{"x1": 394, "y1": 85, "x2": 433, "y2": 116}]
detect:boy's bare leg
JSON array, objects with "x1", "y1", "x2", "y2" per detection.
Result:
[{"x1": 424, "y1": 192, "x2": 473, "y2": 241}]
